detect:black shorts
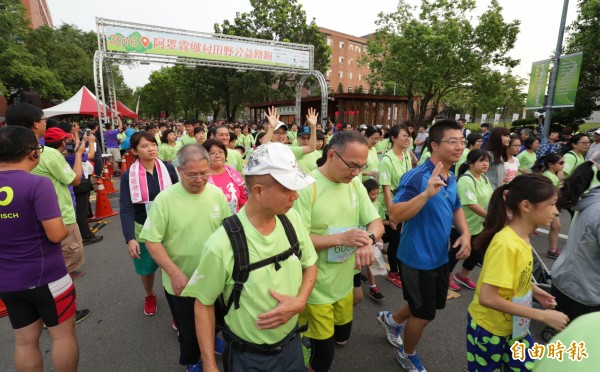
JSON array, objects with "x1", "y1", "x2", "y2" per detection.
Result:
[
  {"x1": 0, "y1": 274, "x2": 77, "y2": 329},
  {"x1": 399, "y1": 262, "x2": 448, "y2": 321},
  {"x1": 353, "y1": 273, "x2": 361, "y2": 288}
]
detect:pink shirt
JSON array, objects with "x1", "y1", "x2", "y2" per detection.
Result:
[{"x1": 210, "y1": 168, "x2": 247, "y2": 214}]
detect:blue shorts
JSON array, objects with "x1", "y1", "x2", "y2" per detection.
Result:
[{"x1": 466, "y1": 313, "x2": 535, "y2": 371}]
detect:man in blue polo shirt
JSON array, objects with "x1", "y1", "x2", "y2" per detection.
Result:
[{"x1": 376, "y1": 119, "x2": 471, "y2": 372}]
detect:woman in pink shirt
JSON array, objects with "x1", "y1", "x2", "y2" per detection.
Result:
[{"x1": 202, "y1": 139, "x2": 247, "y2": 214}]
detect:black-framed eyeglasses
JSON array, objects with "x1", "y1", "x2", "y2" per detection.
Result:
[
  {"x1": 333, "y1": 150, "x2": 366, "y2": 171},
  {"x1": 0, "y1": 145, "x2": 43, "y2": 160}
]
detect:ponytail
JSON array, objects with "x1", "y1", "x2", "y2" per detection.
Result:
[
  {"x1": 558, "y1": 161, "x2": 597, "y2": 210},
  {"x1": 457, "y1": 162, "x2": 469, "y2": 177},
  {"x1": 475, "y1": 174, "x2": 557, "y2": 254},
  {"x1": 316, "y1": 144, "x2": 330, "y2": 167}
]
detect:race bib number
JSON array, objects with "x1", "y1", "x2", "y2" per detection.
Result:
[
  {"x1": 145, "y1": 201, "x2": 154, "y2": 216},
  {"x1": 327, "y1": 227, "x2": 356, "y2": 263},
  {"x1": 512, "y1": 290, "x2": 532, "y2": 340}
]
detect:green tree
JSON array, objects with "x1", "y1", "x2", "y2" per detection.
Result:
[
  {"x1": 215, "y1": 0, "x2": 331, "y2": 97},
  {"x1": 363, "y1": 0, "x2": 520, "y2": 125},
  {"x1": 0, "y1": 0, "x2": 66, "y2": 102},
  {"x1": 551, "y1": 0, "x2": 600, "y2": 128}
]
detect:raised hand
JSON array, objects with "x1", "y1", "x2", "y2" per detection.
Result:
[{"x1": 306, "y1": 107, "x2": 319, "y2": 127}]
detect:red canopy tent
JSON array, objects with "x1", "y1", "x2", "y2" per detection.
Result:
[
  {"x1": 116, "y1": 100, "x2": 138, "y2": 119},
  {"x1": 43, "y1": 86, "x2": 113, "y2": 118}
]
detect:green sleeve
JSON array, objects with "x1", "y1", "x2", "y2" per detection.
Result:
[
  {"x1": 288, "y1": 209, "x2": 317, "y2": 268},
  {"x1": 291, "y1": 146, "x2": 304, "y2": 160},
  {"x1": 181, "y1": 232, "x2": 230, "y2": 304},
  {"x1": 157, "y1": 144, "x2": 167, "y2": 161},
  {"x1": 47, "y1": 150, "x2": 76, "y2": 186},
  {"x1": 355, "y1": 177, "x2": 380, "y2": 226},
  {"x1": 458, "y1": 176, "x2": 478, "y2": 206},
  {"x1": 378, "y1": 156, "x2": 393, "y2": 186},
  {"x1": 139, "y1": 195, "x2": 167, "y2": 243},
  {"x1": 293, "y1": 184, "x2": 314, "y2": 231},
  {"x1": 563, "y1": 153, "x2": 577, "y2": 175}
]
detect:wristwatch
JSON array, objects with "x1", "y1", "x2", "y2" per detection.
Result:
[{"x1": 367, "y1": 231, "x2": 376, "y2": 246}]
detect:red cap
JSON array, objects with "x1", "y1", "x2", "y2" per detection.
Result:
[{"x1": 44, "y1": 127, "x2": 73, "y2": 143}]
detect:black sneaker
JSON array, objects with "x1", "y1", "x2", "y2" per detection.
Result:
[
  {"x1": 369, "y1": 287, "x2": 385, "y2": 301},
  {"x1": 360, "y1": 274, "x2": 369, "y2": 284},
  {"x1": 74, "y1": 309, "x2": 92, "y2": 324},
  {"x1": 83, "y1": 235, "x2": 103, "y2": 246}
]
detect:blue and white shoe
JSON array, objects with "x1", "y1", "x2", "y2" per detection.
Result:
[
  {"x1": 214, "y1": 336, "x2": 225, "y2": 355},
  {"x1": 185, "y1": 361, "x2": 203, "y2": 372},
  {"x1": 376, "y1": 311, "x2": 404, "y2": 347},
  {"x1": 396, "y1": 346, "x2": 427, "y2": 372}
]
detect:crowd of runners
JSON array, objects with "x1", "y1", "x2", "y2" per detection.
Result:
[{"x1": 1, "y1": 102, "x2": 600, "y2": 372}]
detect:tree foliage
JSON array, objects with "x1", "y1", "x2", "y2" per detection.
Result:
[
  {"x1": 551, "y1": 0, "x2": 600, "y2": 127},
  {"x1": 363, "y1": 0, "x2": 520, "y2": 125}
]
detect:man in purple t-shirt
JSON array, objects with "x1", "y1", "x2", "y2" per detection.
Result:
[
  {"x1": 0, "y1": 124, "x2": 80, "y2": 372},
  {"x1": 104, "y1": 117, "x2": 123, "y2": 176}
]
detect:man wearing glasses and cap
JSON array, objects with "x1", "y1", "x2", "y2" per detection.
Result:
[
  {"x1": 266, "y1": 106, "x2": 318, "y2": 161},
  {"x1": 140, "y1": 144, "x2": 231, "y2": 372},
  {"x1": 183, "y1": 142, "x2": 318, "y2": 372}
]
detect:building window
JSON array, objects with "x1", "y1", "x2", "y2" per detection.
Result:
[
  {"x1": 348, "y1": 58, "x2": 353, "y2": 66},
  {"x1": 326, "y1": 37, "x2": 332, "y2": 46},
  {"x1": 349, "y1": 44, "x2": 354, "y2": 52},
  {"x1": 358, "y1": 73, "x2": 362, "y2": 81},
  {"x1": 326, "y1": 69, "x2": 331, "y2": 78},
  {"x1": 339, "y1": 56, "x2": 344, "y2": 64},
  {"x1": 338, "y1": 71, "x2": 343, "y2": 78},
  {"x1": 348, "y1": 87, "x2": 353, "y2": 93},
  {"x1": 363, "y1": 45, "x2": 368, "y2": 53},
  {"x1": 339, "y1": 41, "x2": 345, "y2": 49},
  {"x1": 349, "y1": 72, "x2": 353, "y2": 80}
]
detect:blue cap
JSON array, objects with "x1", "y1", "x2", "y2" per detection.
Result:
[{"x1": 298, "y1": 125, "x2": 311, "y2": 136}]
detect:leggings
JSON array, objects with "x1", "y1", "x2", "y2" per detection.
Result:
[
  {"x1": 447, "y1": 230, "x2": 481, "y2": 272},
  {"x1": 384, "y1": 221, "x2": 402, "y2": 273}
]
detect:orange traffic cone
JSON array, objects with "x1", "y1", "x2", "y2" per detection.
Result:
[
  {"x1": 102, "y1": 164, "x2": 117, "y2": 194},
  {"x1": 120, "y1": 156, "x2": 128, "y2": 175},
  {"x1": 125, "y1": 151, "x2": 135, "y2": 168},
  {"x1": 0, "y1": 299, "x2": 8, "y2": 318},
  {"x1": 91, "y1": 180, "x2": 118, "y2": 220}
]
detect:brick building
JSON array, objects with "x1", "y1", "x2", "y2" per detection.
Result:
[
  {"x1": 320, "y1": 27, "x2": 371, "y2": 94},
  {"x1": 21, "y1": 0, "x2": 53, "y2": 28}
]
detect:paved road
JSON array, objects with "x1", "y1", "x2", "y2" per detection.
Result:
[{"x1": 0, "y1": 184, "x2": 569, "y2": 371}]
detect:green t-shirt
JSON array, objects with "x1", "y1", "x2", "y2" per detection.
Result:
[
  {"x1": 533, "y1": 312, "x2": 600, "y2": 371},
  {"x1": 180, "y1": 135, "x2": 196, "y2": 146},
  {"x1": 158, "y1": 142, "x2": 182, "y2": 163},
  {"x1": 297, "y1": 150, "x2": 321, "y2": 174},
  {"x1": 293, "y1": 170, "x2": 380, "y2": 304},
  {"x1": 458, "y1": 148, "x2": 471, "y2": 168},
  {"x1": 226, "y1": 149, "x2": 244, "y2": 173},
  {"x1": 117, "y1": 132, "x2": 126, "y2": 150},
  {"x1": 377, "y1": 149, "x2": 411, "y2": 213},
  {"x1": 236, "y1": 134, "x2": 254, "y2": 150},
  {"x1": 290, "y1": 145, "x2": 305, "y2": 161},
  {"x1": 139, "y1": 183, "x2": 231, "y2": 295},
  {"x1": 362, "y1": 146, "x2": 380, "y2": 181},
  {"x1": 408, "y1": 137, "x2": 414, "y2": 151},
  {"x1": 418, "y1": 147, "x2": 431, "y2": 166},
  {"x1": 516, "y1": 150, "x2": 537, "y2": 172},
  {"x1": 181, "y1": 208, "x2": 317, "y2": 344},
  {"x1": 457, "y1": 171, "x2": 493, "y2": 235},
  {"x1": 375, "y1": 138, "x2": 390, "y2": 156},
  {"x1": 543, "y1": 170, "x2": 560, "y2": 187},
  {"x1": 288, "y1": 131, "x2": 298, "y2": 143},
  {"x1": 563, "y1": 151, "x2": 584, "y2": 177},
  {"x1": 32, "y1": 147, "x2": 76, "y2": 224}
]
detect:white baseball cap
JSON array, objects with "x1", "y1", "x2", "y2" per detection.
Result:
[
  {"x1": 243, "y1": 143, "x2": 315, "y2": 190},
  {"x1": 274, "y1": 121, "x2": 288, "y2": 131},
  {"x1": 594, "y1": 128, "x2": 600, "y2": 135}
]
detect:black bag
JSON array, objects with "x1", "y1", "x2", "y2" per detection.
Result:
[
  {"x1": 72, "y1": 177, "x2": 95, "y2": 195},
  {"x1": 215, "y1": 214, "x2": 301, "y2": 328}
]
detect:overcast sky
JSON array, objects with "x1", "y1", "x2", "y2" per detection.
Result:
[{"x1": 46, "y1": 0, "x2": 577, "y2": 90}]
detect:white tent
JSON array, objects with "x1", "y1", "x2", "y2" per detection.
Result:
[{"x1": 44, "y1": 86, "x2": 112, "y2": 118}]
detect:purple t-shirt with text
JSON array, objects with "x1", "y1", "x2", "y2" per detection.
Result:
[
  {"x1": 0, "y1": 170, "x2": 68, "y2": 292},
  {"x1": 104, "y1": 129, "x2": 120, "y2": 148}
]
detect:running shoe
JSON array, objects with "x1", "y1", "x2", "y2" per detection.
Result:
[
  {"x1": 532, "y1": 230, "x2": 540, "y2": 236},
  {"x1": 214, "y1": 336, "x2": 225, "y2": 355},
  {"x1": 144, "y1": 294, "x2": 157, "y2": 316},
  {"x1": 360, "y1": 274, "x2": 369, "y2": 284},
  {"x1": 386, "y1": 272, "x2": 403, "y2": 288},
  {"x1": 74, "y1": 309, "x2": 92, "y2": 324},
  {"x1": 448, "y1": 275, "x2": 461, "y2": 291},
  {"x1": 396, "y1": 346, "x2": 427, "y2": 372},
  {"x1": 546, "y1": 248, "x2": 560, "y2": 259},
  {"x1": 369, "y1": 286, "x2": 385, "y2": 301},
  {"x1": 82, "y1": 235, "x2": 103, "y2": 246},
  {"x1": 376, "y1": 311, "x2": 403, "y2": 347},
  {"x1": 453, "y1": 273, "x2": 477, "y2": 290},
  {"x1": 185, "y1": 361, "x2": 202, "y2": 372}
]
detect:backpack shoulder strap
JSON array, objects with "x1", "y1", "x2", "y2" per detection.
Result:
[
  {"x1": 222, "y1": 215, "x2": 250, "y2": 312},
  {"x1": 277, "y1": 214, "x2": 301, "y2": 260},
  {"x1": 460, "y1": 173, "x2": 477, "y2": 188}
]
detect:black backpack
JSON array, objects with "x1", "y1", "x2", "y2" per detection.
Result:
[{"x1": 215, "y1": 214, "x2": 301, "y2": 327}]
